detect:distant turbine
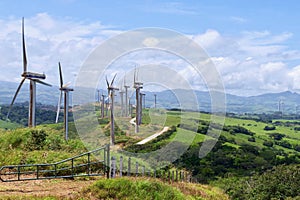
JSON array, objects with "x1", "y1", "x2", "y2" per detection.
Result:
[
  {"x1": 119, "y1": 90, "x2": 125, "y2": 117},
  {"x1": 133, "y1": 69, "x2": 143, "y2": 133},
  {"x1": 55, "y1": 62, "x2": 74, "y2": 141},
  {"x1": 142, "y1": 93, "x2": 146, "y2": 109},
  {"x1": 101, "y1": 93, "x2": 106, "y2": 118},
  {"x1": 124, "y1": 76, "x2": 130, "y2": 117},
  {"x1": 7, "y1": 18, "x2": 51, "y2": 127},
  {"x1": 106, "y1": 74, "x2": 119, "y2": 145},
  {"x1": 154, "y1": 94, "x2": 157, "y2": 109}
]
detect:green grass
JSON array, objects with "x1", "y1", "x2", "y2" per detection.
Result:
[
  {"x1": 81, "y1": 177, "x2": 229, "y2": 200},
  {"x1": 0, "y1": 119, "x2": 22, "y2": 129}
]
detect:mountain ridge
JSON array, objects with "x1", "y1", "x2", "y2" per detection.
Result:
[{"x1": 1, "y1": 81, "x2": 299, "y2": 114}]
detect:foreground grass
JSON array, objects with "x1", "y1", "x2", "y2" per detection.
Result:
[
  {"x1": 0, "y1": 177, "x2": 229, "y2": 200},
  {"x1": 80, "y1": 177, "x2": 229, "y2": 200}
]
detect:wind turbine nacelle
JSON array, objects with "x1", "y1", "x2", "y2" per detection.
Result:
[
  {"x1": 60, "y1": 87, "x2": 74, "y2": 92},
  {"x1": 134, "y1": 82, "x2": 143, "y2": 88},
  {"x1": 22, "y1": 72, "x2": 46, "y2": 79}
]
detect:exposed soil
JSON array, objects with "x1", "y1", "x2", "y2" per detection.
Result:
[{"x1": 0, "y1": 178, "x2": 98, "y2": 198}]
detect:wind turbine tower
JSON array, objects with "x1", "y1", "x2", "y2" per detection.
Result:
[
  {"x1": 56, "y1": 62, "x2": 73, "y2": 141},
  {"x1": 7, "y1": 18, "x2": 51, "y2": 127},
  {"x1": 154, "y1": 94, "x2": 157, "y2": 109},
  {"x1": 101, "y1": 93, "x2": 105, "y2": 118},
  {"x1": 133, "y1": 70, "x2": 143, "y2": 133},
  {"x1": 124, "y1": 77, "x2": 130, "y2": 117},
  {"x1": 106, "y1": 74, "x2": 119, "y2": 145}
]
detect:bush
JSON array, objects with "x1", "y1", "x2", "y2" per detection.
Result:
[
  {"x1": 275, "y1": 140, "x2": 292, "y2": 149},
  {"x1": 248, "y1": 137, "x2": 256, "y2": 142},
  {"x1": 295, "y1": 145, "x2": 300, "y2": 152},
  {"x1": 263, "y1": 140, "x2": 274, "y2": 147},
  {"x1": 264, "y1": 125, "x2": 276, "y2": 131},
  {"x1": 269, "y1": 133, "x2": 285, "y2": 140},
  {"x1": 26, "y1": 129, "x2": 48, "y2": 150},
  {"x1": 221, "y1": 165, "x2": 300, "y2": 200}
]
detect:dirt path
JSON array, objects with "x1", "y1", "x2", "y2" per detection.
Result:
[
  {"x1": 0, "y1": 178, "x2": 98, "y2": 198},
  {"x1": 136, "y1": 127, "x2": 169, "y2": 145}
]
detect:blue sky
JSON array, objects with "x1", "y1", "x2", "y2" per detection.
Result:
[{"x1": 0, "y1": 0, "x2": 300, "y2": 96}]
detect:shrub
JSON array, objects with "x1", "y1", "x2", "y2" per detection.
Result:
[
  {"x1": 294, "y1": 145, "x2": 300, "y2": 152},
  {"x1": 248, "y1": 137, "x2": 256, "y2": 142},
  {"x1": 264, "y1": 125, "x2": 276, "y2": 131},
  {"x1": 275, "y1": 140, "x2": 292, "y2": 149},
  {"x1": 269, "y1": 133, "x2": 285, "y2": 140},
  {"x1": 263, "y1": 140, "x2": 274, "y2": 147},
  {"x1": 26, "y1": 129, "x2": 48, "y2": 150}
]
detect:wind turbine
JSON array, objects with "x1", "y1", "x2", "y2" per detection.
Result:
[
  {"x1": 55, "y1": 62, "x2": 73, "y2": 141},
  {"x1": 7, "y1": 17, "x2": 51, "y2": 127},
  {"x1": 133, "y1": 69, "x2": 143, "y2": 133},
  {"x1": 154, "y1": 94, "x2": 157, "y2": 109},
  {"x1": 119, "y1": 89, "x2": 125, "y2": 117},
  {"x1": 123, "y1": 75, "x2": 130, "y2": 117},
  {"x1": 106, "y1": 74, "x2": 119, "y2": 145},
  {"x1": 101, "y1": 93, "x2": 106, "y2": 118}
]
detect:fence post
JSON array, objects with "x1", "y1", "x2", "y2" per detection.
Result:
[
  {"x1": 142, "y1": 166, "x2": 145, "y2": 177},
  {"x1": 87, "y1": 153, "x2": 90, "y2": 176},
  {"x1": 17, "y1": 166, "x2": 20, "y2": 181},
  {"x1": 106, "y1": 144, "x2": 110, "y2": 179},
  {"x1": 135, "y1": 162, "x2": 139, "y2": 177},
  {"x1": 71, "y1": 158, "x2": 74, "y2": 177},
  {"x1": 172, "y1": 171, "x2": 174, "y2": 182},
  {"x1": 119, "y1": 156, "x2": 123, "y2": 177},
  {"x1": 54, "y1": 164, "x2": 57, "y2": 178},
  {"x1": 110, "y1": 156, "x2": 116, "y2": 178},
  {"x1": 176, "y1": 170, "x2": 178, "y2": 182},
  {"x1": 36, "y1": 165, "x2": 39, "y2": 179},
  {"x1": 127, "y1": 157, "x2": 131, "y2": 176}
]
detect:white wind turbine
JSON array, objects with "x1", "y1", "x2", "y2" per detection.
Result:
[
  {"x1": 106, "y1": 74, "x2": 119, "y2": 145},
  {"x1": 133, "y1": 69, "x2": 143, "y2": 133},
  {"x1": 123, "y1": 76, "x2": 130, "y2": 117},
  {"x1": 55, "y1": 62, "x2": 73, "y2": 141},
  {"x1": 7, "y1": 18, "x2": 51, "y2": 127}
]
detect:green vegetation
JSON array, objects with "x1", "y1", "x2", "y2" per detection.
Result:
[
  {"x1": 216, "y1": 165, "x2": 300, "y2": 200},
  {"x1": 0, "y1": 123, "x2": 87, "y2": 166},
  {"x1": 2, "y1": 104, "x2": 300, "y2": 199},
  {"x1": 81, "y1": 177, "x2": 228, "y2": 200}
]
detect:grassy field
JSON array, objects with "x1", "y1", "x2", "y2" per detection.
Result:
[{"x1": 1, "y1": 109, "x2": 300, "y2": 199}]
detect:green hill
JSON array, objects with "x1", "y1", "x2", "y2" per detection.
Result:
[{"x1": 1, "y1": 109, "x2": 300, "y2": 199}]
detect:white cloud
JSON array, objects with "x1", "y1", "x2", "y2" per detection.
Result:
[
  {"x1": 1, "y1": 13, "x2": 300, "y2": 96},
  {"x1": 188, "y1": 28, "x2": 300, "y2": 96},
  {"x1": 230, "y1": 16, "x2": 247, "y2": 24},
  {"x1": 0, "y1": 13, "x2": 117, "y2": 86}
]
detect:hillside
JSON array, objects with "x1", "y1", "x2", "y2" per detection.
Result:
[{"x1": 1, "y1": 109, "x2": 300, "y2": 199}]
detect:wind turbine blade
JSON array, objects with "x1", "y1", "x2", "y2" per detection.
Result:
[
  {"x1": 35, "y1": 79, "x2": 52, "y2": 87},
  {"x1": 106, "y1": 76, "x2": 110, "y2": 88},
  {"x1": 111, "y1": 73, "x2": 117, "y2": 86},
  {"x1": 58, "y1": 62, "x2": 63, "y2": 88},
  {"x1": 134, "y1": 68, "x2": 136, "y2": 83},
  {"x1": 6, "y1": 77, "x2": 26, "y2": 120},
  {"x1": 63, "y1": 82, "x2": 71, "y2": 88},
  {"x1": 55, "y1": 91, "x2": 62, "y2": 123},
  {"x1": 22, "y1": 17, "x2": 27, "y2": 73}
]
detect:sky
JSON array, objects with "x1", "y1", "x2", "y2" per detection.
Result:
[{"x1": 0, "y1": 0, "x2": 300, "y2": 96}]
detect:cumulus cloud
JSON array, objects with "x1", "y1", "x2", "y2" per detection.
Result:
[
  {"x1": 1, "y1": 13, "x2": 300, "y2": 96},
  {"x1": 189, "y1": 29, "x2": 300, "y2": 96},
  {"x1": 0, "y1": 13, "x2": 117, "y2": 85}
]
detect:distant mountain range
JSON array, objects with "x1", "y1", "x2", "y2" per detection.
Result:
[{"x1": 1, "y1": 81, "x2": 300, "y2": 114}]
